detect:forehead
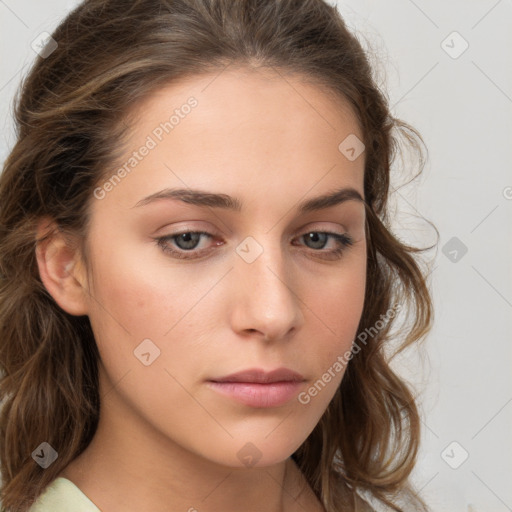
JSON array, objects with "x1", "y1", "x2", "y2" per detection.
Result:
[
  {"x1": 127, "y1": 65, "x2": 363, "y2": 141},
  {"x1": 94, "y1": 65, "x2": 366, "y2": 212}
]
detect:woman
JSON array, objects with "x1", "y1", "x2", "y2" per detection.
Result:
[{"x1": 0, "y1": 0, "x2": 436, "y2": 511}]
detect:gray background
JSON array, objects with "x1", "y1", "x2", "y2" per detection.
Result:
[{"x1": 1, "y1": 1, "x2": 511, "y2": 511}]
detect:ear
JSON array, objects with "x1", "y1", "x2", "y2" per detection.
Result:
[{"x1": 35, "y1": 217, "x2": 89, "y2": 316}]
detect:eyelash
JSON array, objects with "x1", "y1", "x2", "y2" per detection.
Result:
[{"x1": 155, "y1": 230, "x2": 354, "y2": 261}]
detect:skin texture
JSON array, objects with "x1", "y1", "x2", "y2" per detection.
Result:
[{"x1": 36, "y1": 65, "x2": 367, "y2": 512}]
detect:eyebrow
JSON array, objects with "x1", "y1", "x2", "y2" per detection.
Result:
[{"x1": 132, "y1": 186, "x2": 364, "y2": 213}]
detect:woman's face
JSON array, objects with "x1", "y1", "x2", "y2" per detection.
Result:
[{"x1": 81, "y1": 66, "x2": 367, "y2": 468}]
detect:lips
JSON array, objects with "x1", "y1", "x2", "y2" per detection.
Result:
[
  {"x1": 206, "y1": 367, "x2": 306, "y2": 408},
  {"x1": 209, "y1": 367, "x2": 305, "y2": 384}
]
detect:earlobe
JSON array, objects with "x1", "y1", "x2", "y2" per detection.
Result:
[{"x1": 35, "y1": 218, "x2": 89, "y2": 316}]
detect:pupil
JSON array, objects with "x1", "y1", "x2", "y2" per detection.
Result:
[
  {"x1": 177, "y1": 233, "x2": 199, "y2": 250},
  {"x1": 307, "y1": 232, "x2": 326, "y2": 249}
]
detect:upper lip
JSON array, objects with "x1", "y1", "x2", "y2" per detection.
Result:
[{"x1": 209, "y1": 367, "x2": 305, "y2": 384}]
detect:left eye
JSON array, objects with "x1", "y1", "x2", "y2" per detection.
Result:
[{"x1": 155, "y1": 230, "x2": 353, "y2": 260}]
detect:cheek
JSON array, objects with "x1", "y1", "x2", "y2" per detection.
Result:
[
  {"x1": 290, "y1": 266, "x2": 366, "y2": 444},
  {"x1": 311, "y1": 250, "x2": 367, "y2": 342},
  {"x1": 300, "y1": 251, "x2": 366, "y2": 391},
  {"x1": 84, "y1": 242, "x2": 228, "y2": 392},
  {"x1": 83, "y1": 248, "x2": 178, "y2": 380},
  {"x1": 86, "y1": 242, "x2": 203, "y2": 336},
  {"x1": 84, "y1": 251, "x2": 215, "y2": 441}
]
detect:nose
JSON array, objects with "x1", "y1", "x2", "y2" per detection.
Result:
[{"x1": 229, "y1": 240, "x2": 304, "y2": 342}]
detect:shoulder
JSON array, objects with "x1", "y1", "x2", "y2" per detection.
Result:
[{"x1": 28, "y1": 477, "x2": 101, "y2": 512}]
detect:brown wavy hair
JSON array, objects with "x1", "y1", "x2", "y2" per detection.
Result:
[{"x1": 0, "y1": 0, "x2": 437, "y2": 510}]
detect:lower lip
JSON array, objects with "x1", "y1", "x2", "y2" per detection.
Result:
[{"x1": 206, "y1": 381, "x2": 303, "y2": 408}]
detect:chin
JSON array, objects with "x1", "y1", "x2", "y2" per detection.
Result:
[{"x1": 203, "y1": 436, "x2": 304, "y2": 470}]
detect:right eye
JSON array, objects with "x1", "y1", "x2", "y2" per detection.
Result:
[{"x1": 155, "y1": 231, "x2": 222, "y2": 259}]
